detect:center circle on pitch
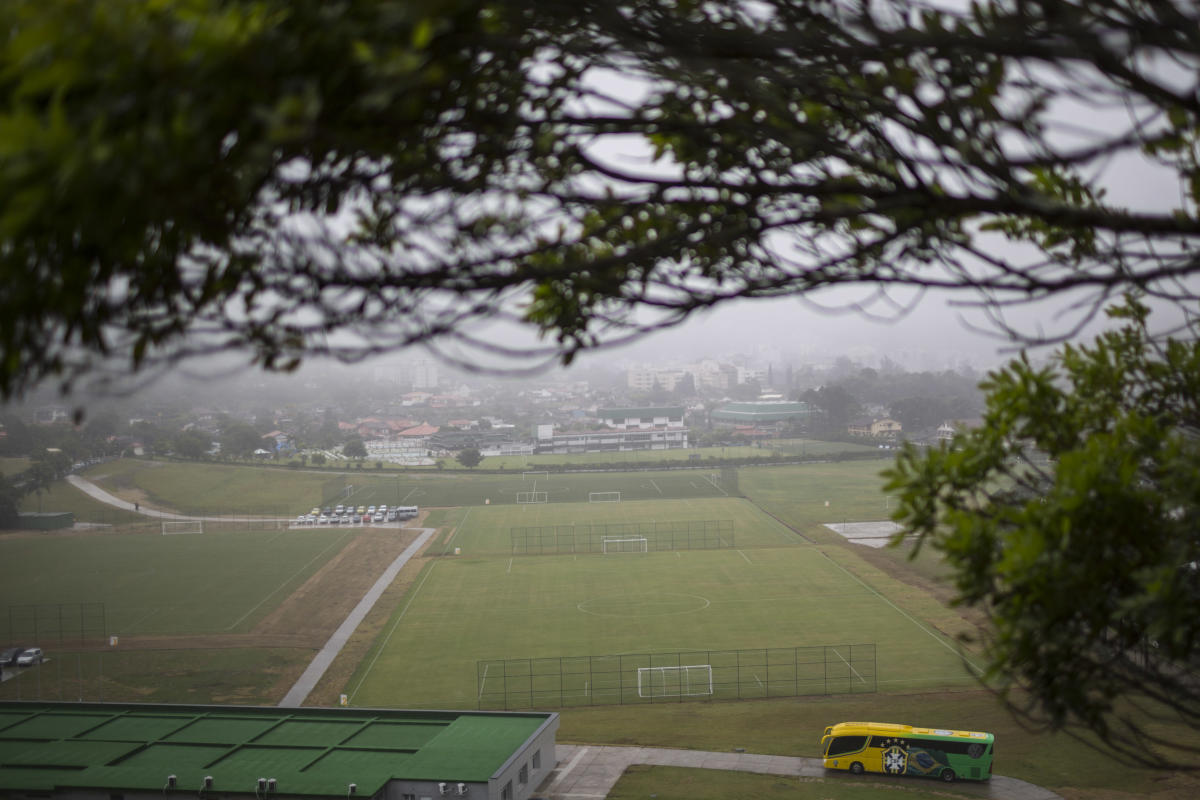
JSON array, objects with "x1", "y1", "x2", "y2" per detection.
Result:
[{"x1": 577, "y1": 593, "x2": 711, "y2": 617}]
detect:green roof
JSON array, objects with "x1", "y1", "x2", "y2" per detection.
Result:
[
  {"x1": 596, "y1": 407, "x2": 684, "y2": 419},
  {"x1": 0, "y1": 703, "x2": 555, "y2": 797},
  {"x1": 711, "y1": 402, "x2": 812, "y2": 423}
]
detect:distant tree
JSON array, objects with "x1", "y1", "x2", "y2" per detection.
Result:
[
  {"x1": 310, "y1": 452, "x2": 326, "y2": 466},
  {"x1": 343, "y1": 437, "x2": 367, "y2": 460},
  {"x1": 0, "y1": 473, "x2": 20, "y2": 527},
  {"x1": 220, "y1": 423, "x2": 262, "y2": 459},
  {"x1": 172, "y1": 429, "x2": 211, "y2": 460},
  {"x1": 801, "y1": 385, "x2": 861, "y2": 434},
  {"x1": 457, "y1": 448, "x2": 482, "y2": 469}
]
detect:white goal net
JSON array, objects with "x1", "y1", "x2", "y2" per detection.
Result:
[
  {"x1": 161, "y1": 520, "x2": 203, "y2": 535},
  {"x1": 521, "y1": 471, "x2": 548, "y2": 480},
  {"x1": 589, "y1": 491, "x2": 621, "y2": 503},
  {"x1": 638, "y1": 664, "x2": 714, "y2": 698},
  {"x1": 516, "y1": 491, "x2": 548, "y2": 504},
  {"x1": 602, "y1": 537, "x2": 648, "y2": 554}
]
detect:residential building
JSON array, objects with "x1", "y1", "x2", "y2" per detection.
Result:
[
  {"x1": 533, "y1": 424, "x2": 688, "y2": 454},
  {"x1": 848, "y1": 417, "x2": 903, "y2": 438},
  {"x1": 595, "y1": 407, "x2": 685, "y2": 429}
]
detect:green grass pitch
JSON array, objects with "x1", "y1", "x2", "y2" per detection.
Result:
[
  {"x1": 84, "y1": 459, "x2": 733, "y2": 515},
  {"x1": 0, "y1": 528, "x2": 357, "y2": 636},
  {"x1": 344, "y1": 546, "x2": 974, "y2": 709},
  {"x1": 344, "y1": 497, "x2": 976, "y2": 709}
]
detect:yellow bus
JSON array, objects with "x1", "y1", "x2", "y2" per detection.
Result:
[{"x1": 820, "y1": 721, "x2": 994, "y2": 783}]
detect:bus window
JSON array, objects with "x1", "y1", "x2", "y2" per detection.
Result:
[{"x1": 827, "y1": 736, "x2": 867, "y2": 757}]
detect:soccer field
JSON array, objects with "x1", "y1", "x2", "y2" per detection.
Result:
[
  {"x1": 443, "y1": 497, "x2": 799, "y2": 557},
  {"x1": 344, "y1": 544, "x2": 977, "y2": 709},
  {"x1": 0, "y1": 528, "x2": 357, "y2": 637},
  {"x1": 333, "y1": 468, "x2": 732, "y2": 509}
]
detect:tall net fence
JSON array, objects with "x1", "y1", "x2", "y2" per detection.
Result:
[
  {"x1": 719, "y1": 466, "x2": 740, "y2": 496},
  {"x1": 477, "y1": 644, "x2": 876, "y2": 709},
  {"x1": 3, "y1": 603, "x2": 106, "y2": 646},
  {"x1": 510, "y1": 520, "x2": 735, "y2": 555},
  {"x1": 320, "y1": 475, "x2": 350, "y2": 506}
]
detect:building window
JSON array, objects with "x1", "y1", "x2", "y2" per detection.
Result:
[
  {"x1": 532, "y1": 750, "x2": 541, "y2": 769},
  {"x1": 402, "y1": 795, "x2": 415, "y2": 800},
  {"x1": 501, "y1": 781, "x2": 513, "y2": 800},
  {"x1": 519, "y1": 764, "x2": 529, "y2": 785}
]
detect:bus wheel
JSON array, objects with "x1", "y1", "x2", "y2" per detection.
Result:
[
  {"x1": 940, "y1": 769, "x2": 956, "y2": 782},
  {"x1": 849, "y1": 762, "x2": 864, "y2": 775}
]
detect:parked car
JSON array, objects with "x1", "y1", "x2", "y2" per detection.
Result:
[
  {"x1": 341, "y1": 514, "x2": 352, "y2": 524},
  {"x1": 386, "y1": 510, "x2": 398, "y2": 521},
  {"x1": 310, "y1": 507, "x2": 321, "y2": 516},
  {"x1": 0, "y1": 647, "x2": 24, "y2": 667},
  {"x1": 373, "y1": 512, "x2": 384, "y2": 523},
  {"x1": 357, "y1": 505, "x2": 367, "y2": 515},
  {"x1": 16, "y1": 647, "x2": 43, "y2": 666}
]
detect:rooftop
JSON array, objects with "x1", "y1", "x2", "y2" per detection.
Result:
[{"x1": 0, "y1": 702, "x2": 555, "y2": 797}]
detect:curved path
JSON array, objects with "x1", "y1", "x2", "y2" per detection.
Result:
[
  {"x1": 540, "y1": 744, "x2": 1062, "y2": 800},
  {"x1": 66, "y1": 474, "x2": 285, "y2": 522}
]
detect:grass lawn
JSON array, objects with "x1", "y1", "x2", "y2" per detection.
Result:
[
  {"x1": 447, "y1": 497, "x2": 798, "y2": 556},
  {"x1": 608, "y1": 765, "x2": 979, "y2": 800},
  {"x1": 478, "y1": 440, "x2": 882, "y2": 469},
  {"x1": 0, "y1": 647, "x2": 310, "y2": 705},
  {"x1": 0, "y1": 528, "x2": 357, "y2": 636},
  {"x1": 343, "y1": 540, "x2": 978, "y2": 709},
  {"x1": 17, "y1": 479, "x2": 146, "y2": 527},
  {"x1": 82, "y1": 459, "x2": 735, "y2": 513},
  {"x1": 560, "y1": 692, "x2": 1200, "y2": 799},
  {"x1": 739, "y1": 460, "x2": 898, "y2": 536},
  {"x1": 0, "y1": 456, "x2": 31, "y2": 476}
]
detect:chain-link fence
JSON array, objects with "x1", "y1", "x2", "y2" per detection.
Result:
[
  {"x1": 3, "y1": 603, "x2": 106, "y2": 646},
  {"x1": 477, "y1": 644, "x2": 876, "y2": 710}
]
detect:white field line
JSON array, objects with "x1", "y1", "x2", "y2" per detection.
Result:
[
  {"x1": 737, "y1": 549, "x2": 752, "y2": 564},
  {"x1": 507, "y1": 557, "x2": 513, "y2": 574},
  {"x1": 818, "y1": 549, "x2": 983, "y2": 674},
  {"x1": 831, "y1": 646, "x2": 867, "y2": 684},
  {"x1": 702, "y1": 473, "x2": 728, "y2": 496},
  {"x1": 754, "y1": 673, "x2": 765, "y2": 690},
  {"x1": 689, "y1": 481, "x2": 697, "y2": 488},
  {"x1": 226, "y1": 529, "x2": 353, "y2": 631},
  {"x1": 478, "y1": 663, "x2": 490, "y2": 700},
  {"x1": 441, "y1": 508, "x2": 470, "y2": 554},
  {"x1": 650, "y1": 479, "x2": 663, "y2": 495},
  {"x1": 401, "y1": 487, "x2": 417, "y2": 503},
  {"x1": 347, "y1": 560, "x2": 439, "y2": 702}
]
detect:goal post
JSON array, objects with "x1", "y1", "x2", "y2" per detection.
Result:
[
  {"x1": 161, "y1": 520, "x2": 203, "y2": 535},
  {"x1": 521, "y1": 471, "x2": 548, "y2": 480},
  {"x1": 589, "y1": 491, "x2": 621, "y2": 503},
  {"x1": 516, "y1": 491, "x2": 548, "y2": 504},
  {"x1": 637, "y1": 664, "x2": 714, "y2": 698},
  {"x1": 602, "y1": 536, "x2": 648, "y2": 554}
]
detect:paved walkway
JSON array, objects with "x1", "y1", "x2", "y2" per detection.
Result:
[
  {"x1": 539, "y1": 744, "x2": 1062, "y2": 800},
  {"x1": 279, "y1": 527, "x2": 436, "y2": 707}
]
